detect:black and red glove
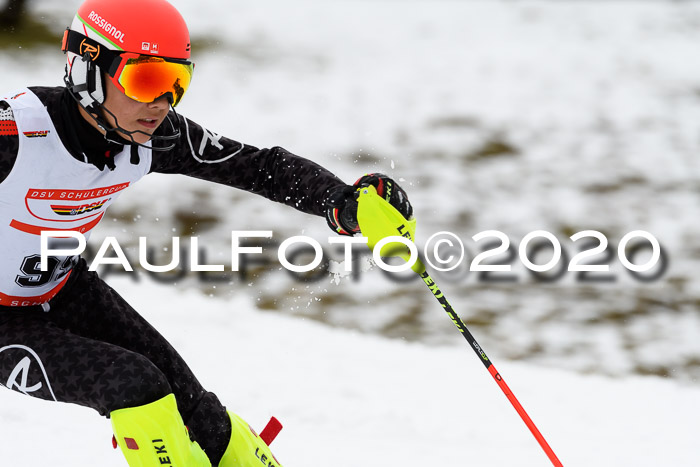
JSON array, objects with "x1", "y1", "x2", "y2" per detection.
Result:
[{"x1": 326, "y1": 173, "x2": 413, "y2": 236}]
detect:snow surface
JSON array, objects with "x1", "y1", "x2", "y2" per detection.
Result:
[
  {"x1": 1, "y1": 0, "x2": 700, "y2": 465},
  {"x1": 1, "y1": 278, "x2": 699, "y2": 466}
]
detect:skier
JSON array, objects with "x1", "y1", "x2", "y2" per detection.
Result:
[{"x1": 0, "y1": 0, "x2": 413, "y2": 465}]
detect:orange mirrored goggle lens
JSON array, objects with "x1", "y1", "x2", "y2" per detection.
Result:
[{"x1": 116, "y1": 56, "x2": 194, "y2": 107}]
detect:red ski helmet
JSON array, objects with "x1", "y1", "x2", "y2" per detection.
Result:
[
  {"x1": 61, "y1": 0, "x2": 194, "y2": 149},
  {"x1": 63, "y1": 0, "x2": 193, "y2": 108}
]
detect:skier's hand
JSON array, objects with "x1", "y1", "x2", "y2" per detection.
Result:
[{"x1": 326, "y1": 173, "x2": 413, "y2": 235}]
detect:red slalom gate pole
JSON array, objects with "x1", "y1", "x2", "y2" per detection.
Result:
[{"x1": 418, "y1": 267, "x2": 563, "y2": 467}]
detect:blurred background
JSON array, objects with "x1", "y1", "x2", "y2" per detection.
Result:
[{"x1": 2, "y1": 0, "x2": 700, "y2": 384}]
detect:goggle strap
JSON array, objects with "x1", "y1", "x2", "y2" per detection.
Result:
[{"x1": 62, "y1": 29, "x2": 121, "y2": 77}]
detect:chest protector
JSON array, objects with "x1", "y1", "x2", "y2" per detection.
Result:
[{"x1": 0, "y1": 89, "x2": 151, "y2": 307}]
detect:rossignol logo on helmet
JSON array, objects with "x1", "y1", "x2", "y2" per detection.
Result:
[
  {"x1": 87, "y1": 10, "x2": 125, "y2": 44},
  {"x1": 79, "y1": 39, "x2": 100, "y2": 61}
]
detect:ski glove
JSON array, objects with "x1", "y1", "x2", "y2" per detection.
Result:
[{"x1": 326, "y1": 173, "x2": 413, "y2": 235}]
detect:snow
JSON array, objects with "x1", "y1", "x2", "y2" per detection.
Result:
[
  {"x1": 2, "y1": 0, "x2": 700, "y2": 465},
  {"x1": 2, "y1": 279, "x2": 700, "y2": 466}
]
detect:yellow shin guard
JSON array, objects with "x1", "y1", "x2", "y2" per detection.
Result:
[
  {"x1": 219, "y1": 412, "x2": 282, "y2": 467},
  {"x1": 110, "y1": 394, "x2": 211, "y2": 466}
]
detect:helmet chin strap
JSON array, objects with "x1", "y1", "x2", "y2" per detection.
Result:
[
  {"x1": 63, "y1": 62, "x2": 181, "y2": 153},
  {"x1": 96, "y1": 101, "x2": 181, "y2": 152}
]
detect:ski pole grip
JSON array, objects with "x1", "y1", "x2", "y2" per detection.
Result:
[{"x1": 260, "y1": 417, "x2": 283, "y2": 446}]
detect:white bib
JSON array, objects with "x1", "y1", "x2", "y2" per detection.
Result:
[{"x1": 0, "y1": 89, "x2": 151, "y2": 306}]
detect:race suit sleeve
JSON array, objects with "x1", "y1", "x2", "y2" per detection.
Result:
[
  {"x1": 149, "y1": 113, "x2": 347, "y2": 217},
  {"x1": 0, "y1": 102, "x2": 19, "y2": 185}
]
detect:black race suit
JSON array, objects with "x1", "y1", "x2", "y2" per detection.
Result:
[{"x1": 0, "y1": 86, "x2": 346, "y2": 464}]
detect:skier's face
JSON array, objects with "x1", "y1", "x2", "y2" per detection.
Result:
[{"x1": 98, "y1": 78, "x2": 171, "y2": 144}]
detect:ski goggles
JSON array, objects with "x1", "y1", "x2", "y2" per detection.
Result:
[{"x1": 62, "y1": 29, "x2": 194, "y2": 107}]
